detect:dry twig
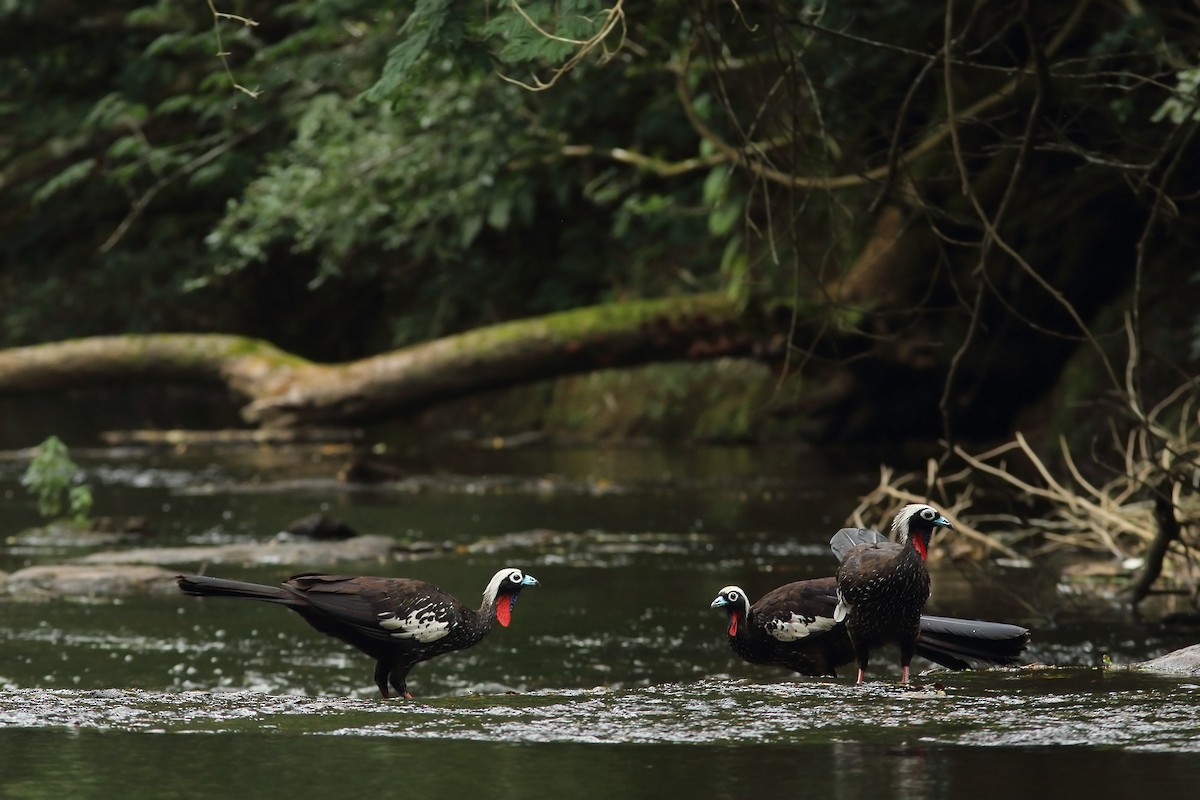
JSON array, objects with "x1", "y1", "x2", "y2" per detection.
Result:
[
  {"x1": 852, "y1": 385, "x2": 1200, "y2": 609},
  {"x1": 206, "y1": 1, "x2": 261, "y2": 99}
]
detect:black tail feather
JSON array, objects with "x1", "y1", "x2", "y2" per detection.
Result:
[
  {"x1": 915, "y1": 615, "x2": 1031, "y2": 670},
  {"x1": 176, "y1": 574, "x2": 298, "y2": 606}
]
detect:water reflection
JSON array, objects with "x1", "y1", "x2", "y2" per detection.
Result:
[
  {"x1": 829, "y1": 742, "x2": 933, "y2": 800},
  {"x1": 3, "y1": 723, "x2": 1199, "y2": 800}
]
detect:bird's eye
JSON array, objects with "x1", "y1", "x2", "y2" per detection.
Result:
[
  {"x1": 509, "y1": 571, "x2": 523, "y2": 583},
  {"x1": 728, "y1": 591, "x2": 740, "y2": 602},
  {"x1": 920, "y1": 508, "x2": 936, "y2": 520}
]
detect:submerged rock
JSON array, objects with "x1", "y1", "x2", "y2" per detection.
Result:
[
  {"x1": 0, "y1": 534, "x2": 444, "y2": 600},
  {"x1": 1137, "y1": 644, "x2": 1200, "y2": 675},
  {"x1": 78, "y1": 534, "x2": 406, "y2": 568},
  {"x1": 7, "y1": 517, "x2": 153, "y2": 549},
  {"x1": 280, "y1": 512, "x2": 358, "y2": 540},
  {"x1": 337, "y1": 456, "x2": 403, "y2": 484},
  {"x1": 0, "y1": 564, "x2": 178, "y2": 600}
]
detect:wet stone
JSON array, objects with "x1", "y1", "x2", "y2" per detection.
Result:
[
  {"x1": 0, "y1": 563, "x2": 179, "y2": 600},
  {"x1": 77, "y1": 534, "x2": 403, "y2": 568},
  {"x1": 1137, "y1": 644, "x2": 1200, "y2": 675}
]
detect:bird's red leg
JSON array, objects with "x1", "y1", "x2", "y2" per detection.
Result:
[
  {"x1": 856, "y1": 668, "x2": 865, "y2": 685},
  {"x1": 900, "y1": 665, "x2": 910, "y2": 685}
]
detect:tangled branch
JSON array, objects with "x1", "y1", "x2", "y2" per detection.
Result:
[
  {"x1": 845, "y1": 462, "x2": 1024, "y2": 562},
  {"x1": 498, "y1": 0, "x2": 626, "y2": 92},
  {"x1": 852, "y1": 369, "x2": 1200, "y2": 610},
  {"x1": 669, "y1": 0, "x2": 1091, "y2": 192}
]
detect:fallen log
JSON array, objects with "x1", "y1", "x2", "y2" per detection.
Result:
[{"x1": 0, "y1": 293, "x2": 775, "y2": 428}]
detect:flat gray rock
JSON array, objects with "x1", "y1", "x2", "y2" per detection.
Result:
[
  {"x1": 0, "y1": 564, "x2": 179, "y2": 599},
  {"x1": 77, "y1": 534, "x2": 404, "y2": 567},
  {"x1": 1138, "y1": 644, "x2": 1200, "y2": 675}
]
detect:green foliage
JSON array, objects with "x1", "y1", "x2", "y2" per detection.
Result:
[
  {"x1": 32, "y1": 159, "x2": 97, "y2": 205},
  {"x1": 6, "y1": 0, "x2": 1194, "y2": 374},
  {"x1": 538, "y1": 361, "x2": 806, "y2": 440},
  {"x1": 0, "y1": 0, "x2": 280, "y2": 343},
  {"x1": 363, "y1": 0, "x2": 456, "y2": 102},
  {"x1": 0, "y1": 1, "x2": 721, "y2": 353},
  {"x1": 195, "y1": 1, "x2": 722, "y2": 344},
  {"x1": 20, "y1": 436, "x2": 94, "y2": 524},
  {"x1": 1152, "y1": 68, "x2": 1200, "y2": 124},
  {"x1": 477, "y1": 0, "x2": 602, "y2": 66},
  {"x1": 206, "y1": 78, "x2": 542, "y2": 283}
]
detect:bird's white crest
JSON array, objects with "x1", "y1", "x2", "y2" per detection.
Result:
[
  {"x1": 766, "y1": 613, "x2": 837, "y2": 642},
  {"x1": 717, "y1": 585, "x2": 749, "y2": 609},
  {"x1": 483, "y1": 567, "x2": 525, "y2": 604},
  {"x1": 377, "y1": 604, "x2": 451, "y2": 642},
  {"x1": 891, "y1": 503, "x2": 938, "y2": 541}
]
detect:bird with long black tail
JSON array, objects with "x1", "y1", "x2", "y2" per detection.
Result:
[
  {"x1": 711, "y1": 577, "x2": 1028, "y2": 679},
  {"x1": 177, "y1": 567, "x2": 538, "y2": 698},
  {"x1": 831, "y1": 503, "x2": 956, "y2": 685}
]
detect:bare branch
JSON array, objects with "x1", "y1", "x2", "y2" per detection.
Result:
[
  {"x1": 100, "y1": 122, "x2": 268, "y2": 254},
  {"x1": 206, "y1": 1, "x2": 261, "y2": 99},
  {"x1": 679, "y1": 0, "x2": 1091, "y2": 193}
]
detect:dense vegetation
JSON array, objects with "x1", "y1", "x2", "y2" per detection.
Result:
[
  {"x1": 1, "y1": 1, "x2": 719, "y2": 358},
  {"x1": 3, "y1": 0, "x2": 1200, "y2": 603},
  {"x1": 2, "y1": 1, "x2": 1198, "y2": 440}
]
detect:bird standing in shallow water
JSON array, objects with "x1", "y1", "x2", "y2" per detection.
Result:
[
  {"x1": 832, "y1": 503, "x2": 952, "y2": 685},
  {"x1": 712, "y1": 579, "x2": 849, "y2": 677},
  {"x1": 177, "y1": 567, "x2": 538, "y2": 698},
  {"x1": 711, "y1": 578, "x2": 1028, "y2": 679}
]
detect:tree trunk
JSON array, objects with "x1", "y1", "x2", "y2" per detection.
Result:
[
  {"x1": 1126, "y1": 481, "x2": 1184, "y2": 611},
  {"x1": 0, "y1": 294, "x2": 778, "y2": 428}
]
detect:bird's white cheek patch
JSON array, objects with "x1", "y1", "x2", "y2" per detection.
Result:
[
  {"x1": 767, "y1": 613, "x2": 836, "y2": 642},
  {"x1": 378, "y1": 607, "x2": 451, "y2": 642}
]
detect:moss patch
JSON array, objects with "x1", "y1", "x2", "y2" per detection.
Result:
[{"x1": 409, "y1": 359, "x2": 808, "y2": 441}]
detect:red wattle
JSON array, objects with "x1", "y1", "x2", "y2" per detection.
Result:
[
  {"x1": 728, "y1": 611, "x2": 739, "y2": 637},
  {"x1": 913, "y1": 536, "x2": 928, "y2": 561},
  {"x1": 496, "y1": 596, "x2": 512, "y2": 627}
]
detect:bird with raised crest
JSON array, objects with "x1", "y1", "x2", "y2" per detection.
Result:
[
  {"x1": 177, "y1": 567, "x2": 538, "y2": 699},
  {"x1": 831, "y1": 502, "x2": 953, "y2": 685},
  {"x1": 711, "y1": 577, "x2": 1029, "y2": 679}
]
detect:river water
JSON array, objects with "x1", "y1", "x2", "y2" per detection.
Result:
[{"x1": 2, "y1": 437, "x2": 1199, "y2": 797}]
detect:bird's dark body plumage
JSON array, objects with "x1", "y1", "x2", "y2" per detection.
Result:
[
  {"x1": 712, "y1": 577, "x2": 1029, "y2": 679},
  {"x1": 719, "y1": 578, "x2": 851, "y2": 677},
  {"x1": 833, "y1": 504, "x2": 953, "y2": 684},
  {"x1": 177, "y1": 567, "x2": 537, "y2": 698}
]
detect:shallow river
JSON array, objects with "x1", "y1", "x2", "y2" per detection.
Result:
[{"x1": 2, "y1": 439, "x2": 1199, "y2": 797}]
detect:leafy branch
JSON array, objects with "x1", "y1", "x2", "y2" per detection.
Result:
[{"x1": 497, "y1": 0, "x2": 627, "y2": 91}]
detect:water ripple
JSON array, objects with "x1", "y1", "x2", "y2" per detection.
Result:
[{"x1": 3, "y1": 671, "x2": 1198, "y2": 751}]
